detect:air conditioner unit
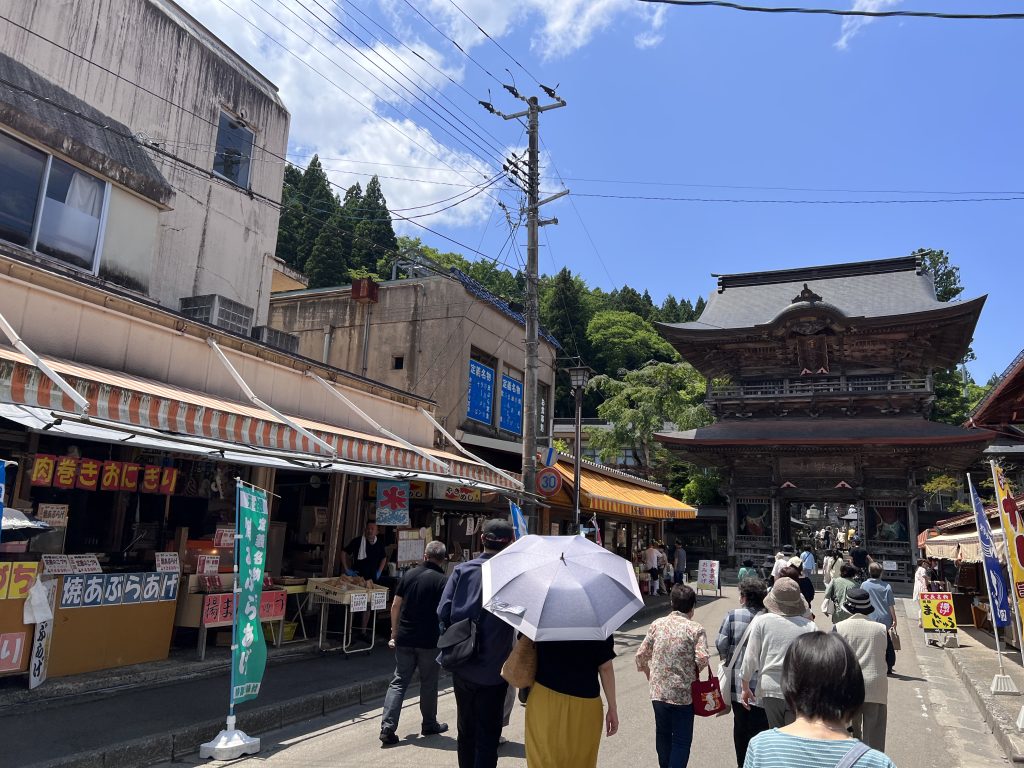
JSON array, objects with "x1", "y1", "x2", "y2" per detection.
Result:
[
  {"x1": 251, "y1": 325, "x2": 299, "y2": 354},
  {"x1": 179, "y1": 294, "x2": 255, "y2": 336}
]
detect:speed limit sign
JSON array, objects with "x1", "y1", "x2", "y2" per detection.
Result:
[{"x1": 536, "y1": 467, "x2": 563, "y2": 497}]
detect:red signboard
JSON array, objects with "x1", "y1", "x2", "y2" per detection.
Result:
[
  {"x1": 536, "y1": 467, "x2": 563, "y2": 497},
  {"x1": 201, "y1": 590, "x2": 287, "y2": 628},
  {"x1": 29, "y1": 455, "x2": 177, "y2": 495}
]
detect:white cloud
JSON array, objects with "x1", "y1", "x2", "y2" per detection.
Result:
[
  {"x1": 834, "y1": 0, "x2": 902, "y2": 51},
  {"x1": 634, "y1": 31, "x2": 664, "y2": 50}
]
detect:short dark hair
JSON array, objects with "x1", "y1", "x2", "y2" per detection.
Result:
[
  {"x1": 671, "y1": 584, "x2": 697, "y2": 614},
  {"x1": 738, "y1": 577, "x2": 767, "y2": 610},
  {"x1": 840, "y1": 564, "x2": 857, "y2": 579},
  {"x1": 780, "y1": 565, "x2": 802, "y2": 581},
  {"x1": 782, "y1": 633, "x2": 864, "y2": 722}
]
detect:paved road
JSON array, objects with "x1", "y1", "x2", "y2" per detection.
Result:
[{"x1": 166, "y1": 587, "x2": 1008, "y2": 768}]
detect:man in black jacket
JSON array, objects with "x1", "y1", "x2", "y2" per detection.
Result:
[
  {"x1": 379, "y1": 540, "x2": 450, "y2": 746},
  {"x1": 438, "y1": 519, "x2": 515, "y2": 768}
]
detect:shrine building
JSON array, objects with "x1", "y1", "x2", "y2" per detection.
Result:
[{"x1": 656, "y1": 256, "x2": 992, "y2": 579}]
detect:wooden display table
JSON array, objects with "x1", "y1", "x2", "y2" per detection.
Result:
[{"x1": 174, "y1": 574, "x2": 286, "y2": 660}]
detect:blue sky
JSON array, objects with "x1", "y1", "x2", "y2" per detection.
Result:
[{"x1": 181, "y1": 1, "x2": 1023, "y2": 381}]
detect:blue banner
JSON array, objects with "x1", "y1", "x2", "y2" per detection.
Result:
[
  {"x1": 969, "y1": 474, "x2": 1011, "y2": 628},
  {"x1": 466, "y1": 360, "x2": 494, "y2": 425},
  {"x1": 499, "y1": 375, "x2": 523, "y2": 435},
  {"x1": 509, "y1": 500, "x2": 528, "y2": 540}
]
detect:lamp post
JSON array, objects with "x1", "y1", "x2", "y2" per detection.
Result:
[{"x1": 567, "y1": 363, "x2": 592, "y2": 535}]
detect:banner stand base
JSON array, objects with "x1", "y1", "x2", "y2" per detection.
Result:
[
  {"x1": 200, "y1": 716, "x2": 260, "y2": 760},
  {"x1": 991, "y1": 674, "x2": 1020, "y2": 696}
]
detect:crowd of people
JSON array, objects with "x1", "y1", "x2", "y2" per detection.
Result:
[{"x1": 374, "y1": 520, "x2": 903, "y2": 768}]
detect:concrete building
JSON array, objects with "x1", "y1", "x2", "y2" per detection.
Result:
[
  {"x1": 0, "y1": 0, "x2": 290, "y2": 327},
  {"x1": 268, "y1": 270, "x2": 561, "y2": 471}
]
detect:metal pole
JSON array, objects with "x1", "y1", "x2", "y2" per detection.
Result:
[
  {"x1": 573, "y1": 382, "x2": 583, "y2": 534},
  {"x1": 991, "y1": 460, "x2": 1024, "y2": 670},
  {"x1": 521, "y1": 97, "x2": 540, "y2": 532},
  {"x1": 969, "y1": 473, "x2": 1009, "y2": 678}
]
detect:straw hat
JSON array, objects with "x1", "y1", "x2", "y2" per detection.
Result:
[
  {"x1": 788, "y1": 556, "x2": 803, "y2": 569},
  {"x1": 764, "y1": 578, "x2": 807, "y2": 617}
]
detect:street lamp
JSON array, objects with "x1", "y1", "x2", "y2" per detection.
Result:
[{"x1": 566, "y1": 362, "x2": 593, "y2": 535}]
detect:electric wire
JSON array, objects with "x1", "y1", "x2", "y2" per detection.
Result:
[
  {"x1": 397, "y1": 0, "x2": 506, "y2": 87},
  {"x1": 637, "y1": 0, "x2": 1024, "y2": 20},
  {"x1": 444, "y1": 0, "x2": 543, "y2": 85}
]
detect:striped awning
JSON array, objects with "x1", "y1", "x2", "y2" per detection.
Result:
[
  {"x1": 555, "y1": 462, "x2": 696, "y2": 520},
  {"x1": 925, "y1": 529, "x2": 1005, "y2": 563},
  {"x1": 0, "y1": 346, "x2": 517, "y2": 490}
]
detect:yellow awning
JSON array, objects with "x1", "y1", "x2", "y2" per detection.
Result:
[{"x1": 555, "y1": 462, "x2": 696, "y2": 521}]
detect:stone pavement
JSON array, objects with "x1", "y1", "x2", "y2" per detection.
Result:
[{"x1": 6, "y1": 595, "x2": 673, "y2": 768}]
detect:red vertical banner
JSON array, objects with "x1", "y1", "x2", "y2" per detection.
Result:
[
  {"x1": 52, "y1": 457, "x2": 79, "y2": 490},
  {"x1": 76, "y1": 458, "x2": 101, "y2": 491},
  {"x1": 100, "y1": 461, "x2": 123, "y2": 492},
  {"x1": 30, "y1": 455, "x2": 56, "y2": 487}
]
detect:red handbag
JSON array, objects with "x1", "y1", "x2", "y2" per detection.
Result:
[{"x1": 691, "y1": 665, "x2": 727, "y2": 717}]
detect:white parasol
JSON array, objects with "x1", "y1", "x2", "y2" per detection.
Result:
[{"x1": 481, "y1": 534, "x2": 644, "y2": 641}]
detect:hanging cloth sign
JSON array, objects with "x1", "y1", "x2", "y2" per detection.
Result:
[{"x1": 232, "y1": 484, "x2": 270, "y2": 705}]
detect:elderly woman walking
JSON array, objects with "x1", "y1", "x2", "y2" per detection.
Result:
[
  {"x1": 739, "y1": 577, "x2": 818, "y2": 728},
  {"x1": 836, "y1": 588, "x2": 889, "y2": 751},
  {"x1": 636, "y1": 584, "x2": 709, "y2": 768}
]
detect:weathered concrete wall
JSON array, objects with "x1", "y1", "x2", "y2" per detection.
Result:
[
  {"x1": 0, "y1": 0, "x2": 289, "y2": 324},
  {"x1": 268, "y1": 277, "x2": 558, "y2": 438}
]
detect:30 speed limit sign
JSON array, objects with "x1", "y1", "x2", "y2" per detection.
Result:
[{"x1": 536, "y1": 467, "x2": 563, "y2": 497}]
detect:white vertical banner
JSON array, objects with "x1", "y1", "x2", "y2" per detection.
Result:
[{"x1": 28, "y1": 577, "x2": 58, "y2": 690}]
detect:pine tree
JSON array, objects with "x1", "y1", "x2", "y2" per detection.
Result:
[
  {"x1": 296, "y1": 156, "x2": 339, "y2": 272},
  {"x1": 693, "y1": 296, "x2": 706, "y2": 318},
  {"x1": 350, "y1": 176, "x2": 398, "y2": 274},
  {"x1": 304, "y1": 206, "x2": 352, "y2": 289},
  {"x1": 274, "y1": 165, "x2": 304, "y2": 268},
  {"x1": 659, "y1": 295, "x2": 680, "y2": 323}
]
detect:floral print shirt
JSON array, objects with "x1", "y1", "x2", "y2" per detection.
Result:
[{"x1": 635, "y1": 611, "x2": 710, "y2": 705}]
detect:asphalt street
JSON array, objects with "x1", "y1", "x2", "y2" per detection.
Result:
[{"x1": 164, "y1": 587, "x2": 1009, "y2": 768}]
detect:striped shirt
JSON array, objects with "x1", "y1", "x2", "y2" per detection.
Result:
[
  {"x1": 716, "y1": 606, "x2": 763, "y2": 702},
  {"x1": 744, "y1": 730, "x2": 897, "y2": 768}
]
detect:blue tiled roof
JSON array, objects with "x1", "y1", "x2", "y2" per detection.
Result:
[{"x1": 449, "y1": 268, "x2": 562, "y2": 349}]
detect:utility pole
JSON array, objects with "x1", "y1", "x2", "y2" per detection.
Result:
[{"x1": 481, "y1": 85, "x2": 567, "y2": 531}]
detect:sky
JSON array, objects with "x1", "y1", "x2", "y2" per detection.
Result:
[{"x1": 178, "y1": 0, "x2": 1024, "y2": 382}]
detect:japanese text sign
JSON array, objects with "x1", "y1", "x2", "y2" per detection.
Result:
[
  {"x1": 155, "y1": 553, "x2": 181, "y2": 573},
  {"x1": 201, "y1": 590, "x2": 285, "y2": 628},
  {"x1": 375, "y1": 481, "x2": 410, "y2": 527},
  {"x1": 695, "y1": 560, "x2": 720, "y2": 593},
  {"x1": 349, "y1": 591, "x2": 367, "y2": 613},
  {"x1": 466, "y1": 360, "x2": 494, "y2": 425},
  {"x1": 59, "y1": 572, "x2": 176, "y2": 608},
  {"x1": 920, "y1": 592, "x2": 958, "y2": 633},
  {"x1": 197, "y1": 555, "x2": 220, "y2": 575},
  {"x1": 499, "y1": 375, "x2": 524, "y2": 435},
  {"x1": 0, "y1": 632, "x2": 25, "y2": 672},
  {"x1": 29, "y1": 456, "x2": 178, "y2": 494},
  {"x1": 444, "y1": 485, "x2": 482, "y2": 503},
  {"x1": 0, "y1": 562, "x2": 40, "y2": 600},
  {"x1": 29, "y1": 577, "x2": 57, "y2": 689},
  {"x1": 36, "y1": 504, "x2": 69, "y2": 528},
  {"x1": 371, "y1": 589, "x2": 387, "y2": 611},
  {"x1": 41, "y1": 555, "x2": 73, "y2": 575},
  {"x1": 69, "y1": 555, "x2": 102, "y2": 574},
  {"x1": 232, "y1": 484, "x2": 270, "y2": 706},
  {"x1": 213, "y1": 528, "x2": 235, "y2": 548}
]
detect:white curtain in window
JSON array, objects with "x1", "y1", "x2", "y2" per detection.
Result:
[{"x1": 66, "y1": 171, "x2": 102, "y2": 218}]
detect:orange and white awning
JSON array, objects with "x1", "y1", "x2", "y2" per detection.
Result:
[
  {"x1": 0, "y1": 346, "x2": 517, "y2": 490},
  {"x1": 554, "y1": 462, "x2": 696, "y2": 521}
]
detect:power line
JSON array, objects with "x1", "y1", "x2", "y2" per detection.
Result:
[
  {"x1": 637, "y1": 0, "x2": 1024, "y2": 21},
  {"x1": 444, "y1": 0, "x2": 543, "y2": 85},
  {"x1": 397, "y1": 0, "x2": 506, "y2": 87},
  {"x1": 570, "y1": 191, "x2": 1024, "y2": 204}
]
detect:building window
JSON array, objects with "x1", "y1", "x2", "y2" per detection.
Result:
[
  {"x1": 0, "y1": 131, "x2": 108, "y2": 272},
  {"x1": 393, "y1": 356, "x2": 404, "y2": 370},
  {"x1": 213, "y1": 112, "x2": 254, "y2": 188}
]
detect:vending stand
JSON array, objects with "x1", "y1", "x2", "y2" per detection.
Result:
[{"x1": 308, "y1": 577, "x2": 388, "y2": 654}]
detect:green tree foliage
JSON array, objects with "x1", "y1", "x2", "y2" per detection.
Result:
[
  {"x1": 585, "y1": 362, "x2": 712, "y2": 475},
  {"x1": 304, "y1": 206, "x2": 352, "y2": 289},
  {"x1": 296, "y1": 156, "x2": 340, "y2": 272},
  {"x1": 681, "y1": 470, "x2": 725, "y2": 506},
  {"x1": 350, "y1": 176, "x2": 397, "y2": 275},
  {"x1": 610, "y1": 286, "x2": 651, "y2": 319},
  {"x1": 586, "y1": 311, "x2": 679, "y2": 374},
  {"x1": 274, "y1": 165, "x2": 304, "y2": 268},
  {"x1": 540, "y1": 268, "x2": 591, "y2": 362}
]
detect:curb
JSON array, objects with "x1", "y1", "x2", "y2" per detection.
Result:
[
  {"x1": 23, "y1": 601, "x2": 671, "y2": 768},
  {"x1": 946, "y1": 643, "x2": 1024, "y2": 764}
]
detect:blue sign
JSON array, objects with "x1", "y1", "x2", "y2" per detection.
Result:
[
  {"x1": 500, "y1": 376, "x2": 524, "y2": 435},
  {"x1": 467, "y1": 360, "x2": 494, "y2": 425}
]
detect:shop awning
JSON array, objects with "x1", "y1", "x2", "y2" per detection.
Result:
[
  {"x1": 554, "y1": 462, "x2": 696, "y2": 520},
  {"x1": 0, "y1": 346, "x2": 518, "y2": 490},
  {"x1": 925, "y1": 529, "x2": 1005, "y2": 563}
]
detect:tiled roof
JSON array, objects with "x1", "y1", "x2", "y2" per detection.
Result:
[
  {"x1": 658, "y1": 417, "x2": 995, "y2": 445},
  {"x1": 449, "y1": 268, "x2": 562, "y2": 349},
  {"x1": 665, "y1": 256, "x2": 963, "y2": 332}
]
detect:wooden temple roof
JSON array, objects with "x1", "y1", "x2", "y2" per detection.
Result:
[{"x1": 968, "y1": 347, "x2": 1024, "y2": 429}]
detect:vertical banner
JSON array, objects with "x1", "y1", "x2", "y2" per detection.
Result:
[
  {"x1": 29, "y1": 577, "x2": 58, "y2": 689},
  {"x1": 466, "y1": 360, "x2": 495, "y2": 425},
  {"x1": 969, "y1": 474, "x2": 1011, "y2": 628},
  {"x1": 375, "y1": 481, "x2": 411, "y2": 526},
  {"x1": 509, "y1": 500, "x2": 527, "y2": 540},
  {"x1": 992, "y1": 462, "x2": 1024, "y2": 633},
  {"x1": 232, "y1": 484, "x2": 269, "y2": 706}
]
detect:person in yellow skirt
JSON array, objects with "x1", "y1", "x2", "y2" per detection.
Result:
[{"x1": 524, "y1": 636, "x2": 619, "y2": 767}]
